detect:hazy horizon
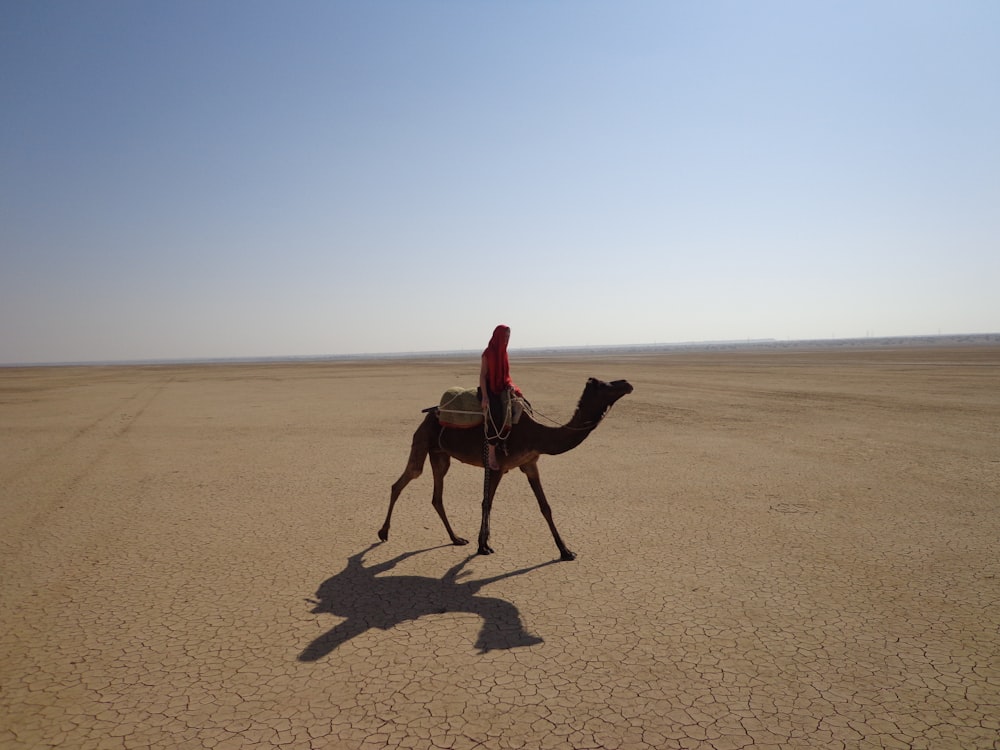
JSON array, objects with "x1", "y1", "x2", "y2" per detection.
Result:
[
  {"x1": 4, "y1": 331, "x2": 998, "y2": 369},
  {"x1": 3, "y1": 2, "x2": 998, "y2": 365}
]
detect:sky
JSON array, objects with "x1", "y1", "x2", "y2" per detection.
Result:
[{"x1": 2, "y1": 1, "x2": 998, "y2": 364}]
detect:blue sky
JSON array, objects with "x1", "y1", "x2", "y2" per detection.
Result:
[{"x1": 2, "y1": 1, "x2": 998, "y2": 364}]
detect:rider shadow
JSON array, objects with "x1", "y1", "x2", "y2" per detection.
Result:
[{"x1": 299, "y1": 543, "x2": 556, "y2": 662}]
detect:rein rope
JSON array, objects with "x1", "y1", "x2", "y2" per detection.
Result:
[
  {"x1": 436, "y1": 399, "x2": 618, "y2": 453},
  {"x1": 529, "y1": 402, "x2": 615, "y2": 431}
]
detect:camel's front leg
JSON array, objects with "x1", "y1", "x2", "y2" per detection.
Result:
[
  {"x1": 520, "y1": 461, "x2": 575, "y2": 561},
  {"x1": 477, "y1": 467, "x2": 503, "y2": 555}
]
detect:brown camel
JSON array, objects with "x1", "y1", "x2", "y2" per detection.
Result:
[{"x1": 379, "y1": 377, "x2": 633, "y2": 561}]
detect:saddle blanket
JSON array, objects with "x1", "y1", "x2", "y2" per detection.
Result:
[{"x1": 437, "y1": 387, "x2": 482, "y2": 428}]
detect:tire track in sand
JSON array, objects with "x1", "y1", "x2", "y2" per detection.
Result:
[{"x1": 0, "y1": 379, "x2": 171, "y2": 545}]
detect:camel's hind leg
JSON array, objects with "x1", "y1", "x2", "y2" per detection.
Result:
[
  {"x1": 379, "y1": 417, "x2": 433, "y2": 542},
  {"x1": 429, "y1": 451, "x2": 468, "y2": 546},
  {"x1": 379, "y1": 425, "x2": 468, "y2": 546},
  {"x1": 379, "y1": 463, "x2": 419, "y2": 542},
  {"x1": 520, "y1": 460, "x2": 575, "y2": 561}
]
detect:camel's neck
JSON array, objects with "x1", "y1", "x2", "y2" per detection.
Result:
[
  {"x1": 567, "y1": 400, "x2": 610, "y2": 431},
  {"x1": 533, "y1": 399, "x2": 610, "y2": 456}
]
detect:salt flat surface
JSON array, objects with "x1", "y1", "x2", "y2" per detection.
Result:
[{"x1": 2, "y1": 347, "x2": 998, "y2": 749}]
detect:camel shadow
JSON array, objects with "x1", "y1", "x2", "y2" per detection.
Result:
[{"x1": 299, "y1": 543, "x2": 556, "y2": 661}]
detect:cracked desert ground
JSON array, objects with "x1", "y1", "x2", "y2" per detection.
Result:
[{"x1": 2, "y1": 346, "x2": 998, "y2": 750}]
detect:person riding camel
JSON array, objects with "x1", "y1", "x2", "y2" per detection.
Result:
[{"x1": 479, "y1": 325, "x2": 522, "y2": 471}]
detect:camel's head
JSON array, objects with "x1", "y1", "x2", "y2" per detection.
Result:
[{"x1": 582, "y1": 377, "x2": 634, "y2": 411}]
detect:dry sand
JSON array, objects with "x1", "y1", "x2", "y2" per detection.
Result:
[{"x1": 1, "y1": 347, "x2": 998, "y2": 749}]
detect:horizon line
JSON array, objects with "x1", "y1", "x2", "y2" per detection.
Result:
[{"x1": 3, "y1": 332, "x2": 999, "y2": 369}]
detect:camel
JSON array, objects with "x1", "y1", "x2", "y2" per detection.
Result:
[{"x1": 379, "y1": 377, "x2": 633, "y2": 561}]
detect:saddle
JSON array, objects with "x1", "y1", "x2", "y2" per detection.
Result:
[{"x1": 433, "y1": 387, "x2": 527, "y2": 430}]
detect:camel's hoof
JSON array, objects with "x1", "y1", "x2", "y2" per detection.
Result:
[
  {"x1": 377, "y1": 528, "x2": 389, "y2": 542},
  {"x1": 560, "y1": 550, "x2": 577, "y2": 561},
  {"x1": 452, "y1": 537, "x2": 469, "y2": 546},
  {"x1": 477, "y1": 545, "x2": 495, "y2": 556}
]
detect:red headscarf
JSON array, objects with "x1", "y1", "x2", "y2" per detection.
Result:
[{"x1": 483, "y1": 324, "x2": 519, "y2": 395}]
